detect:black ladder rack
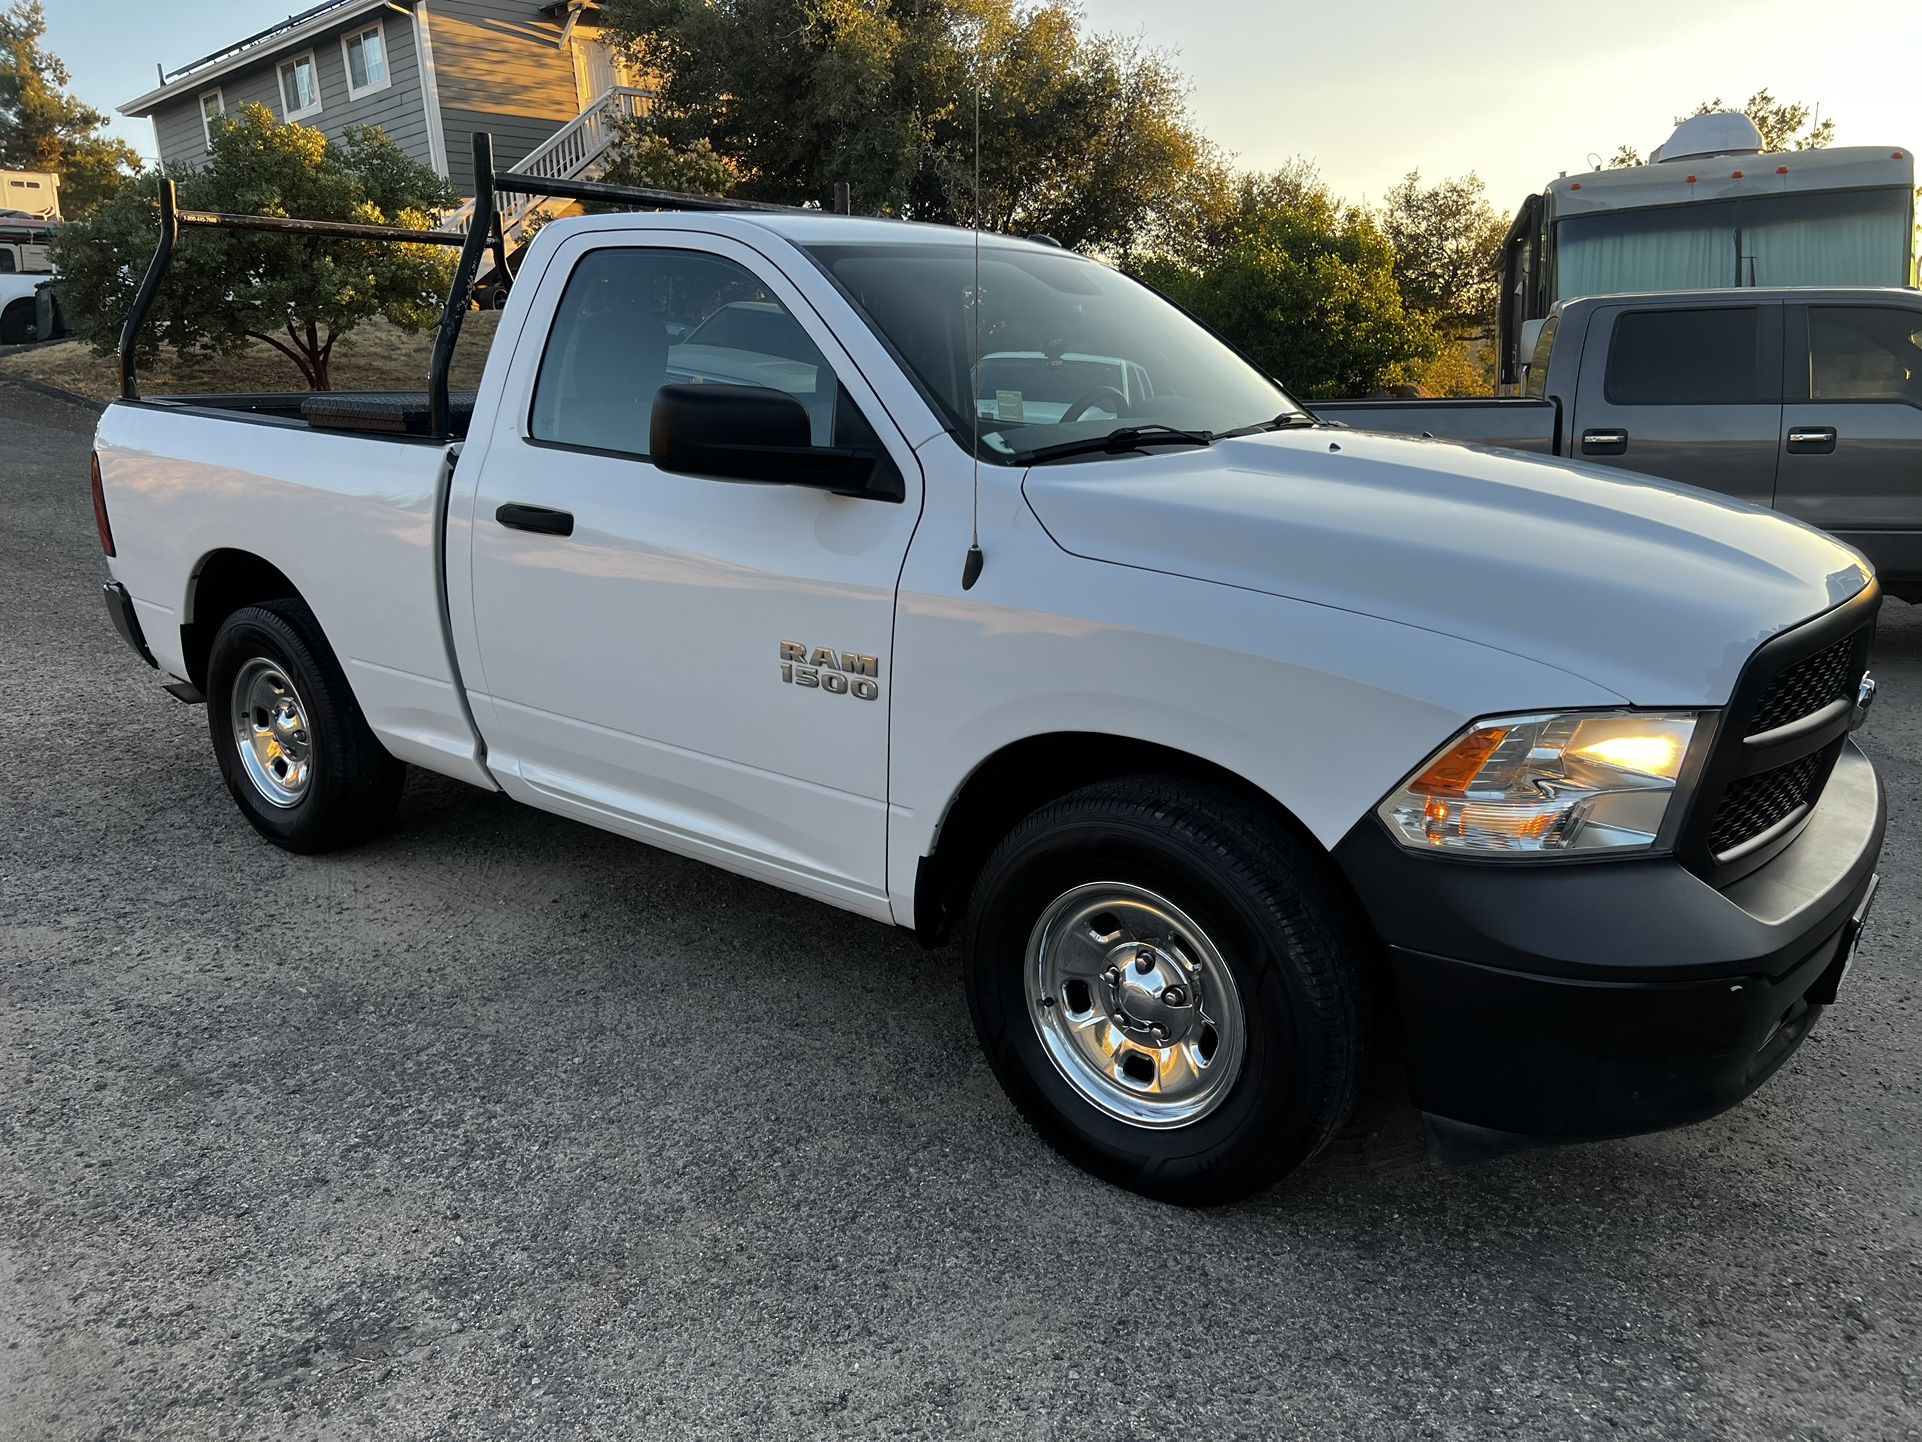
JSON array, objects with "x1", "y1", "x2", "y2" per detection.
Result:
[{"x1": 118, "y1": 131, "x2": 825, "y2": 439}]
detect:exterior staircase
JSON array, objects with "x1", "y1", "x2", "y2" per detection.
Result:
[{"x1": 440, "y1": 85, "x2": 656, "y2": 284}]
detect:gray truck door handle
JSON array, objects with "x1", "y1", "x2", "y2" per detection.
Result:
[
  {"x1": 1786, "y1": 426, "x2": 1838, "y2": 454},
  {"x1": 1580, "y1": 428, "x2": 1628, "y2": 455}
]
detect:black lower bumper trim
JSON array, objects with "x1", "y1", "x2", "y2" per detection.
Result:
[
  {"x1": 1388, "y1": 909, "x2": 1850, "y2": 1140},
  {"x1": 103, "y1": 580, "x2": 157, "y2": 669},
  {"x1": 1335, "y1": 742, "x2": 1884, "y2": 1141}
]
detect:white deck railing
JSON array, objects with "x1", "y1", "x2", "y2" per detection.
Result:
[{"x1": 440, "y1": 86, "x2": 657, "y2": 274}]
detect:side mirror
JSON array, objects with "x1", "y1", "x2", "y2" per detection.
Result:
[
  {"x1": 649, "y1": 383, "x2": 903, "y2": 501},
  {"x1": 1517, "y1": 318, "x2": 1547, "y2": 371}
]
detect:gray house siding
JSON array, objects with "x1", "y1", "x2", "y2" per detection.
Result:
[
  {"x1": 150, "y1": 11, "x2": 436, "y2": 178},
  {"x1": 425, "y1": 0, "x2": 581, "y2": 192}
]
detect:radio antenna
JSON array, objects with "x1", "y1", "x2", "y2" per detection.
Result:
[{"x1": 961, "y1": 47, "x2": 985, "y2": 591}]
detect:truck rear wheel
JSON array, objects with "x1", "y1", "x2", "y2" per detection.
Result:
[
  {"x1": 205, "y1": 600, "x2": 404, "y2": 853},
  {"x1": 964, "y1": 777, "x2": 1369, "y2": 1205}
]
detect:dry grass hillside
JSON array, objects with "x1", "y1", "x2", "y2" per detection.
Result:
[{"x1": 1, "y1": 311, "x2": 501, "y2": 402}]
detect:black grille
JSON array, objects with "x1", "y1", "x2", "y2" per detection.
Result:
[
  {"x1": 1679, "y1": 586, "x2": 1879, "y2": 885},
  {"x1": 1705, "y1": 748, "x2": 1828, "y2": 856},
  {"x1": 1748, "y1": 635, "x2": 1857, "y2": 735}
]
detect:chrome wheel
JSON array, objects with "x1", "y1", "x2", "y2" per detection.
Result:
[
  {"x1": 1025, "y1": 882, "x2": 1247, "y2": 1129},
  {"x1": 229, "y1": 657, "x2": 314, "y2": 808}
]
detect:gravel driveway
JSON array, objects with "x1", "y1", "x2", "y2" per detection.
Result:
[{"x1": 3, "y1": 378, "x2": 1919, "y2": 1440}]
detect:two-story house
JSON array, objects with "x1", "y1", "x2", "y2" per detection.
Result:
[{"x1": 119, "y1": 0, "x2": 650, "y2": 196}]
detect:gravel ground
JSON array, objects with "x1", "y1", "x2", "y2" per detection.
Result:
[{"x1": 2, "y1": 378, "x2": 1919, "y2": 1441}]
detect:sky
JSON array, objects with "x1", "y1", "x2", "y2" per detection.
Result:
[{"x1": 41, "y1": 0, "x2": 1922, "y2": 214}]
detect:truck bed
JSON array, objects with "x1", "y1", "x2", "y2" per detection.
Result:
[
  {"x1": 1310, "y1": 397, "x2": 1559, "y2": 453},
  {"x1": 94, "y1": 398, "x2": 490, "y2": 786}
]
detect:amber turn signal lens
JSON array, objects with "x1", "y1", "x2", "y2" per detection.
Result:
[{"x1": 1409, "y1": 727, "x2": 1509, "y2": 795}]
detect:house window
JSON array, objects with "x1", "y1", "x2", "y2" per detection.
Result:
[
  {"x1": 341, "y1": 21, "x2": 389, "y2": 100},
  {"x1": 199, "y1": 87, "x2": 225, "y2": 145},
  {"x1": 277, "y1": 51, "x2": 321, "y2": 120}
]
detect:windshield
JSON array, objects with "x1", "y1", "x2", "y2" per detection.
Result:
[{"x1": 804, "y1": 241, "x2": 1301, "y2": 462}]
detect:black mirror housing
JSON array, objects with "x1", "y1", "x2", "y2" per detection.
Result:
[{"x1": 649, "y1": 383, "x2": 902, "y2": 501}]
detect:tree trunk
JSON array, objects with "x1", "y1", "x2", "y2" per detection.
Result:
[{"x1": 245, "y1": 330, "x2": 318, "y2": 389}]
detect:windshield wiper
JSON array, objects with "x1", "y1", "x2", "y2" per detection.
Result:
[
  {"x1": 1015, "y1": 423, "x2": 1217, "y2": 465},
  {"x1": 1219, "y1": 411, "x2": 1319, "y2": 438}
]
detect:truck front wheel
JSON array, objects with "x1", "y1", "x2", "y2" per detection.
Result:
[
  {"x1": 205, "y1": 601, "x2": 404, "y2": 853},
  {"x1": 964, "y1": 777, "x2": 1370, "y2": 1205},
  {"x1": 1, "y1": 299, "x2": 36, "y2": 345}
]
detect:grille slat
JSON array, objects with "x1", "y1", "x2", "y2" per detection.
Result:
[
  {"x1": 1747, "y1": 635, "x2": 1856, "y2": 736},
  {"x1": 1706, "y1": 749, "x2": 1828, "y2": 857}
]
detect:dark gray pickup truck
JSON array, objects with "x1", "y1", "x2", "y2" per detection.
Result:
[{"x1": 1316, "y1": 288, "x2": 1922, "y2": 599}]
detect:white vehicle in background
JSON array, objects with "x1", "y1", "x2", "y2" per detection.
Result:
[
  {"x1": 0, "y1": 209, "x2": 61, "y2": 344},
  {"x1": 973, "y1": 351, "x2": 1151, "y2": 426},
  {"x1": 1495, "y1": 113, "x2": 1916, "y2": 386}
]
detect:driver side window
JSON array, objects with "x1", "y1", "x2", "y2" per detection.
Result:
[{"x1": 530, "y1": 247, "x2": 879, "y2": 457}]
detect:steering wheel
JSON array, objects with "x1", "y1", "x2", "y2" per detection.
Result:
[{"x1": 1058, "y1": 386, "x2": 1131, "y2": 423}]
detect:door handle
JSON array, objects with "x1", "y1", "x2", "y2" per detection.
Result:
[
  {"x1": 495, "y1": 502, "x2": 575, "y2": 536},
  {"x1": 1786, "y1": 426, "x2": 1837, "y2": 455},
  {"x1": 1580, "y1": 428, "x2": 1628, "y2": 455}
]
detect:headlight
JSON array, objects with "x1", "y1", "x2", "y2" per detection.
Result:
[{"x1": 1377, "y1": 711, "x2": 1700, "y2": 856}]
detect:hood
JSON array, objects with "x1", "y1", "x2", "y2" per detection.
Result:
[{"x1": 1021, "y1": 429, "x2": 1871, "y2": 704}]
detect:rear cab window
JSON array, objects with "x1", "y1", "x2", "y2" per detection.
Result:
[{"x1": 1605, "y1": 307, "x2": 1769, "y2": 405}]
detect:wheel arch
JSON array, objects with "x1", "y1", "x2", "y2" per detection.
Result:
[
  {"x1": 180, "y1": 549, "x2": 304, "y2": 692},
  {"x1": 912, "y1": 731, "x2": 1338, "y2": 946}
]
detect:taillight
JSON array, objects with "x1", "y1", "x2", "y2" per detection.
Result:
[{"x1": 90, "y1": 451, "x2": 115, "y2": 557}]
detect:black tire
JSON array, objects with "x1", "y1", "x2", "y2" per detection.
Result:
[
  {"x1": 0, "y1": 299, "x2": 36, "y2": 346},
  {"x1": 964, "y1": 777, "x2": 1370, "y2": 1205},
  {"x1": 205, "y1": 600, "x2": 404, "y2": 853}
]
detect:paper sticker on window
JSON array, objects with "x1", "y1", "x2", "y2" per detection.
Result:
[{"x1": 996, "y1": 389, "x2": 1025, "y2": 423}]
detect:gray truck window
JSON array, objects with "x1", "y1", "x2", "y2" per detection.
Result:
[
  {"x1": 0, "y1": 250, "x2": 13, "y2": 274},
  {"x1": 530, "y1": 247, "x2": 866, "y2": 457},
  {"x1": 1605, "y1": 308, "x2": 1762, "y2": 406},
  {"x1": 1808, "y1": 307, "x2": 1922, "y2": 406}
]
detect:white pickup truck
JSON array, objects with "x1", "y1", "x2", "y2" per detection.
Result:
[{"x1": 94, "y1": 165, "x2": 1886, "y2": 1203}]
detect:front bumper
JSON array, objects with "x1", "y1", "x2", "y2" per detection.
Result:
[{"x1": 1334, "y1": 741, "x2": 1884, "y2": 1141}]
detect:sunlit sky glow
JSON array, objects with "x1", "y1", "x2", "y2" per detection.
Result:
[{"x1": 46, "y1": 0, "x2": 1922, "y2": 216}]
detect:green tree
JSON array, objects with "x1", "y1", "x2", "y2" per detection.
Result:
[
  {"x1": 1379, "y1": 170, "x2": 1507, "y2": 337},
  {"x1": 1609, "y1": 91, "x2": 1837, "y2": 168},
  {"x1": 598, "y1": 0, "x2": 1212, "y2": 255},
  {"x1": 0, "y1": 0, "x2": 139, "y2": 217},
  {"x1": 52, "y1": 105, "x2": 457, "y2": 389},
  {"x1": 1137, "y1": 170, "x2": 1439, "y2": 399},
  {"x1": 599, "y1": 119, "x2": 742, "y2": 195}
]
